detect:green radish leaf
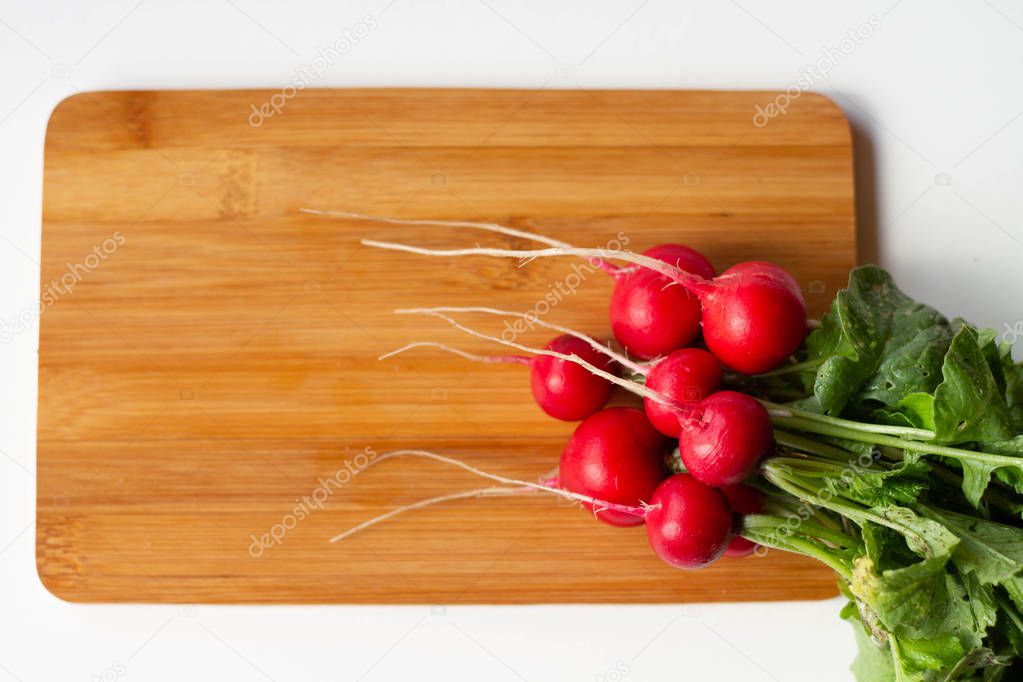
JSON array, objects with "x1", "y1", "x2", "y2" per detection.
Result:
[
  {"x1": 846, "y1": 610, "x2": 897, "y2": 682},
  {"x1": 862, "y1": 522, "x2": 919, "y2": 573},
  {"x1": 820, "y1": 461, "x2": 931, "y2": 508},
  {"x1": 899, "y1": 393, "x2": 937, "y2": 431},
  {"x1": 974, "y1": 325, "x2": 1023, "y2": 432},
  {"x1": 892, "y1": 632, "x2": 966, "y2": 678},
  {"x1": 850, "y1": 556, "x2": 979, "y2": 650},
  {"x1": 961, "y1": 573, "x2": 999, "y2": 635},
  {"x1": 918, "y1": 507, "x2": 1023, "y2": 586},
  {"x1": 807, "y1": 266, "x2": 952, "y2": 416},
  {"x1": 932, "y1": 326, "x2": 1015, "y2": 445},
  {"x1": 857, "y1": 322, "x2": 953, "y2": 409},
  {"x1": 986, "y1": 435, "x2": 1023, "y2": 460},
  {"x1": 1005, "y1": 576, "x2": 1023, "y2": 613},
  {"x1": 975, "y1": 439, "x2": 1023, "y2": 513},
  {"x1": 960, "y1": 461, "x2": 997, "y2": 510},
  {"x1": 870, "y1": 505, "x2": 960, "y2": 560},
  {"x1": 997, "y1": 591, "x2": 1023, "y2": 657},
  {"x1": 1002, "y1": 357, "x2": 1023, "y2": 432},
  {"x1": 938, "y1": 647, "x2": 1012, "y2": 681}
]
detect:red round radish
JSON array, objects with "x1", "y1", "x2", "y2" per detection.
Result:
[
  {"x1": 559, "y1": 407, "x2": 669, "y2": 526},
  {"x1": 644, "y1": 348, "x2": 723, "y2": 437},
  {"x1": 721, "y1": 483, "x2": 764, "y2": 557},
  {"x1": 677, "y1": 390, "x2": 773, "y2": 486},
  {"x1": 529, "y1": 335, "x2": 615, "y2": 421},
  {"x1": 699, "y1": 261, "x2": 806, "y2": 374},
  {"x1": 644, "y1": 473, "x2": 733, "y2": 569},
  {"x1": 609, "y1": 244, "x2": 715, "y2": 360}
]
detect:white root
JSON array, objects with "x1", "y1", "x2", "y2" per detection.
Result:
[
  {"x1": 379, "y1": 341, "x2": 528, "y2": 365},
  {"x1": 412, "y1": 310, "x2": 678, "y2": 409},
  {"x1": 328, "y1": 449, "x2": 656, "y2": 544},
  {"x1": 360, "y1": 239, "x2": 707, "y2": 290},
  {"x1": 394, "y1": 306, "x2": 648, "y2": 375},
  {"x1": 300, "y1": 208, "x2": 574, "y2": 248},
  {"x1": 329, "y1": 486, "x2": 528, "y2": 543},
  {"x1": 303, "y1": 208, "x2": 634, "y2": 277}
]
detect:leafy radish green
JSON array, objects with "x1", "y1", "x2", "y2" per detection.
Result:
[{"x1": 804, "y1": 266, "x2": 953, "y2": 416}]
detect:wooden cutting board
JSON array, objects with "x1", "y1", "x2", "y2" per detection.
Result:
[{"x1": 37, "y1": 88, "x2": 855, "y2": 603}]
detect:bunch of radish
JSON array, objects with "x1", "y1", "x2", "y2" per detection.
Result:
[{"x1": 309, "y1": 210, "x2": 807, "y2": 570}]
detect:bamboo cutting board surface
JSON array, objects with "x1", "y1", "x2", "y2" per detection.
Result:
[{"x1": 38, "y1": 88, "x2": 855, "y2": 603}]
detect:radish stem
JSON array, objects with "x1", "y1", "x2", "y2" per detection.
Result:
[
  {"x1": 752, "y1": 358, "x2": 824, "y2": 378},
  {"x1": 769, "y1": 415, "x2": 1023, "y2": 472},
  {"x1": 761, "y1": 400, "x2": 935, "y2": 440}
]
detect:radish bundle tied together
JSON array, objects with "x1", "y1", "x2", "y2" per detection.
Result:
[{"x1": 309, "y1": 208, "x2": 1023, "y2": 681}]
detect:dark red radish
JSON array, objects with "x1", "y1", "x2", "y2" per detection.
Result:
[
  {"x1": 645, "y1": 474, "x2": 733, "y2": 569},
  {"x1": 609, "y1": 244, "x2": 716, "y2": 360},
  {"x1": 559, "y1": 407, "x2": 669, "y2": 526},
  {"x1": 644, "y1": 348, "x2": 723, "y2": 437},
  {"x1": 700, "y1": 261, "x2": 807, "y2": 374},
  {"x1": 721, "y1": 483, "x2": 764, "y2": 557},
  {"x1": 677, "y1": 390, "x2": 773, "y2": 486},
  {"x1": 529, "y1": 334, "x2": 615, "y2": 421}
]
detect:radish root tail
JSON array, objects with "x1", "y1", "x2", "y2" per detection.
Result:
[
  {"x1": 329, "y1": 486, "x2": 529, "y2": 543},
  {"x1": 302, "y1": 208, "x2": 623, "y2": 275},
  {"x1": 406, "y1": 310, "x2": 679, "y2": 409},
  {"x1": 360, "y1": 239, "x2": 709, "y2": 291},
  {"x1": 394, "y1": 306, "x2": 647, "y2": 375},
  {"x1": 327, "y1": 449, "x2": 655, "y2": 543},
  {"x1": 379, "y1": 342, "x2": 530, "y2": 365}
]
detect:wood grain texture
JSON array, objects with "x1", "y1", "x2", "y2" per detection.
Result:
[{"x1": 37, "y1": 88, "x2": 856, "y2": 603}]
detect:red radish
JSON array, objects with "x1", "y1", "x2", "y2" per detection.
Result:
[
  {"x1": 559, "y1": 407, "x2": 669, "y2": 526},
  {"x1": 643, "y1": 348, "x2": 723, "y2": 437},
  {"x1": 677, "y1": 390, "x2": 773, "y2": 486},
  {"x1": 699, "y1": 261, "x2": 807, "y2": 374},
  {"x1": 529, "y1": 334, "x2": 615, "y2": 421},
  {"x1": 721, "y1": 483, "x2": 764, "y2": 557},
  {"x1": 644, "y1": 473, "x2": 733, "y2": 569},
  {"x1": 609, "y1": 244, "x2": 716, "y2": 360}
]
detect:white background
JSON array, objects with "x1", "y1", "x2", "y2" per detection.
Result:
[{"x1": 3, "y1": 1, "x2": 1022, "y2": 680}]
